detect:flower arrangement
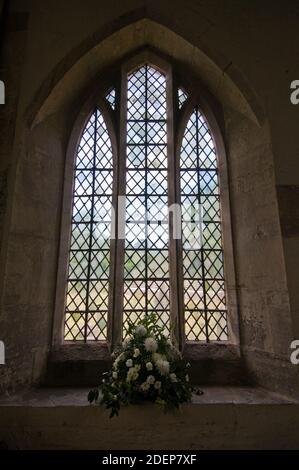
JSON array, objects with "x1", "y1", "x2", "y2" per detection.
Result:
[{"x1": 88, "y1": 314, "x2": 194, "y2": 417}]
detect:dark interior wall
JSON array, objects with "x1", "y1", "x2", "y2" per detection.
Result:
[
  {"x1": 0, "y1": 0, "x2": 298, "y2": 396},
  {"x1": 0, "y1": 1, "x2": 30, "y2": 390},
  {"x1": 0, "y1": 1, "x2": 5, "y2": 26},
  {"x1": 0, "y1": 1, "x2": 29, "y2": 247}
]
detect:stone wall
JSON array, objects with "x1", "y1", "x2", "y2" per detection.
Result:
[
  {"x1": 0, "y1": 387, "x2": 299, "y2": 450},
  {"x1": 0, "y1": 0, "x2": 298, "y2": 398}
]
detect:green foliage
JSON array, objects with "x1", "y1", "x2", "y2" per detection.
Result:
[{"x1": 88, "y1": 313, "x2": 193, "y2": 417}]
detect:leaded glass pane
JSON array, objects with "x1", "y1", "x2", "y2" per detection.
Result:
[
  {"x1": 64, "y1": 109, "x2": 113, "y2": 341},
  {"x1": 105, "y1": 88, "x2": 116, "y2": 110},
  {"x1": 178, "y1": 87, "x2": 188, "y2": 108},
  {"x1": 180, "y1": 107, "x2": 228, "y2": 342},
  {"x1": 123, "y1": 65, "x2": 170, "y2": 336}
]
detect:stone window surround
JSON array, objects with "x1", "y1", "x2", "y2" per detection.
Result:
[{"x1": 51, "y1": 48, "x2": 240, "y2": 363}]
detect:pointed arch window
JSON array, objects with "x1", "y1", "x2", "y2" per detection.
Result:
[
  {"x1": 55, "y1": 50, "x2": 238, "y2": 353},
  {"x1": 64, "y1": 109, "x2": 113, "y2": 341},
  {"x1": 123, "y1": 65, "x2": 170, "y2": 336},
  {"x1": 180, "y1": 107, "x2": 227, "y2": 342}
]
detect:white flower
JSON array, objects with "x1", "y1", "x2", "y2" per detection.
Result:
[
  {"x1": 185, "y1": 374, "x2": 189, "y2": 382},
  {"x1": 154, "y1": 381, "x2": 161, "y2": 390},
  {"x1": 152, "y1": 352, "x2": 165, "y2": 363},
  {"x1": 122, "y1": 338, "x2": 131, "y2": 349},
  {"x1": 170, "y1": 373, "x2": 177, "y2": 383},
  {"x1": 146, "y1": 362, "x2": 153, "y2": 371},
  {"x1": 146, "y1": 375, "x2": 156, "y2": 385},
  {"x1": 113, "y1": 352, "x2": 124, "y2": 369},
  {"x1": 186, "y1": 362, "x2": 191, "y2": 368},
  {"x1": 156, "y1": 359, "x2": 170, "y2": 376},
  {"x1": 112, "y1": 371, "x2": 118, "y2": 380},
  {"x1": 135, "y1": 325, "x2": 147, "y2": 337},
  {"x1": 140, "y1": 382, "x2": 150, "y2": 392},
  {"x1": 144, "y1": 337, "x2": 158, "y2": 353},
  {"x1": 126, "y1": 359, "x2": 133, "y2": 368},
  {"x1": 126, "y1": 367, "x2": 139, "y2": 382},
  {"x1": 133, "y1": 348, "x2": 140, "y2": 358}
]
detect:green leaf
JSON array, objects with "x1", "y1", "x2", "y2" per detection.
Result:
[{"x1": 87, "y1": 388, "x2": 98, "y2": 403}]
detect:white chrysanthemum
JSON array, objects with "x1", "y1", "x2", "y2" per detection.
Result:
[
  {"x1": 146, "y1": 375, "x2": 156, "y2": 385},
  {"x1": 113, "y1": 352, "x2": 124, "y2": 369},
  {"x1": 133, "y1": 348, "x2": 140, "y2": 358},
  {"x1": 144, "y1": 337, "x2": 158, "y2": 353},
  {"x1": 135, "y1": 325, "x2": 147, "y2": 337},
  {"x1": 154, "y1": 381, "x2": 161, "y2": 390},
  {"x1": 185, "y1": 374, "x2": 189, "y2": 382},
  {"x1": 126, "y1": 367, "x2": 139, "y2": 382},
  {"x1": 112, "y1": 371, "x2": 118, "y2": 380},
  {"x1": 152, "y1": 352, "x2": 165, "y2": 363},
  {"x1": 140, "y1": 382, "x2": 150, "y2": 392},
  {"x1": 156, "y1": 359, "x2": 170, "y2": 376},
  {"x1": 126, "y1": 359, "x2": 133, "y2": 368},
  {"x1": 146, "y1": 362, "x2": 153, "y2": 371},
  {"x1": 170, "y1": 372, "x2": 177, "y2": 383},
  {"x1": 122, "y1": 337, "x2": 131, "y2": 349}
]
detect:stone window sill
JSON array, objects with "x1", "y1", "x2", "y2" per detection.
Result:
[
  {"x1": 46, "y1": 343, "x2": 244, "y2": 387},
  {"x1": 50, "y1": 342, "x2": 240, "y2": 362}
]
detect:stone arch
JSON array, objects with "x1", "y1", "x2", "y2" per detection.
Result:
[{"x1": 28, "y1": 18, "x2": 264, "y2": 128}]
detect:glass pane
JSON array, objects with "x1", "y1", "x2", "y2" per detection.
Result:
[
  {"x1": 86, "y1": 312, "x2": 107, "y2": 341},
  {"x1": 64, "y1": 109, "x2": 113, "y2": 341},
  {"x1": 180, "y1": 107, "x2": 227, "y2": 342},
  {"x1": 123, "y1": 65, "x2": 170, "y2": 337},
  {"x1": 178, "y1": 87, "x2": 188, "y2": 108},
  {"x1": 105, "y1": 88, "x2": 116, "y2": 110}
]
